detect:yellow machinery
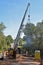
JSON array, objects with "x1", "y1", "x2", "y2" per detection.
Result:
[{"x1": 35, "y1": 50, "x2": 40, "y2": 60}]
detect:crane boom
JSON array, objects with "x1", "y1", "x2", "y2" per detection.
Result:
[{"x1": 14, "y1": 3, "x2": 30, "y2": 48}]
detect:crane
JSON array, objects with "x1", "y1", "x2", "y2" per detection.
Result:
[
  {"x1": 14, "y1": 3, "x2": 30, "y2": 49},
  {"x1": 8, "y1": 3, "x2": 30, "y2": 59}
]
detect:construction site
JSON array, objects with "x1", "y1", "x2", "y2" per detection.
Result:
[{"x1": 0, "y1": 1, "x2": 43, "y2": 65}]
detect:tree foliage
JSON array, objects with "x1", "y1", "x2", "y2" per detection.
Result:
[
  {"x1": 23, "y1": 23, "x2": 35, "y2": 36},
  {"x1": 0, "y1": 22, "x2": 6, "y2": 50},
  {"x1": 0, "y1": 22, "x2": 13, "y2": 51},
  {"x1": 0, "y1": 22, "x2": 6, "y2": 33},
  {"x1": 23, "y1": 21, "x2": 43, "y2": 50},
  {"x1": 6, "y1": 35, "x2": 13, "y2": 46}
]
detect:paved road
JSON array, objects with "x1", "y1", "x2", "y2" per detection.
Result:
[{"x1": 0, "y1": 54, "x2": 40, "y2": 65}]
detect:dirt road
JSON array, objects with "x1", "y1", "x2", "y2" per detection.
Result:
[{"x1": 0, "y1": 54, "x2": 40, "y2": 65}]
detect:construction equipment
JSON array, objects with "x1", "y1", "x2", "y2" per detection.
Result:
[
  {"x1": 14, "y1": 3, "x2": 30, "y2": 49},
  {"x1": 8, "y1": 3, "x2": 30, "y2": 59},
  {"x1": 35, "y1": 50, "x2": 40, "y2": 61}
]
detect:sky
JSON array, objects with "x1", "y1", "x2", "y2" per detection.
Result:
[{"x1": 0, "y1": 0, "x2": 43, "y2": 39}]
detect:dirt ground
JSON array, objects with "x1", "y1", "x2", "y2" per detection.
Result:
[{"x1": 0, "y1": 54, "x2": 40, "y2": 65}]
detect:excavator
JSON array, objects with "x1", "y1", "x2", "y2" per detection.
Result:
[{"x1": 7, "y1": 2, "x2": 30, "y2": 59}]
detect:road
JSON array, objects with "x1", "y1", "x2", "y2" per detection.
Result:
[{"x1": 0, "y1": 54, "x2": 40, "y2": 65}]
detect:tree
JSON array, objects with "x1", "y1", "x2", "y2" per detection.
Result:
[
  {"x1": 6, "y1": 35, "x2": 13, "y2": 46},
  {"x1": 0, "y1": 22, "x2": 6, "y2": 33},
  {"x1": 23, "y1": 23, "x2": 35, "y2": 36},
  {"x1": 23, "y1": 21, "x2": 43, "y2": 51},
  {"x1": 34, "y1": 21, "x2": 43, "y2": 49},
  {"x1": 23, "y1": 23, "x2": 35, "y2": 50},
  {"x1": 0, "y1": 22, "x2": 6, "y2": 50}
]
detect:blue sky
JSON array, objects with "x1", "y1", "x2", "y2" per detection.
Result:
[{"x1": 0, "y1": 0, "x2": 43, "y2": 39}]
